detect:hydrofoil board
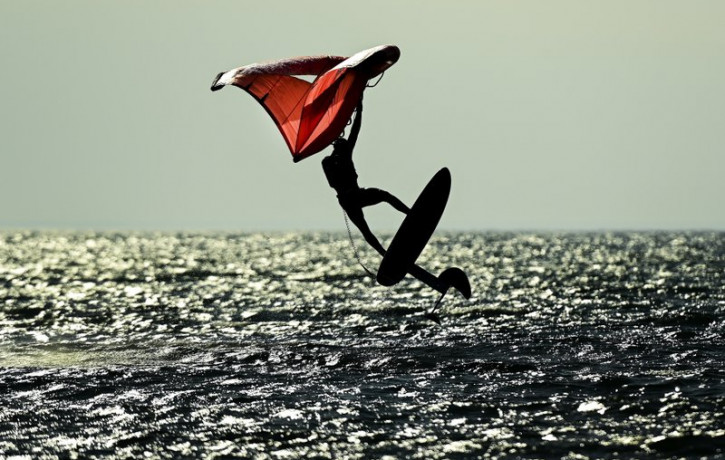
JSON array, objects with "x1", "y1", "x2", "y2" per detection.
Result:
[{"x1": 377, "y1": 168, "x2": 450, "y2": 287}]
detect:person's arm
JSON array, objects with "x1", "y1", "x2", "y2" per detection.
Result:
[{"x1": 347, "y1": 99, "x2": 363, "y2": 153}]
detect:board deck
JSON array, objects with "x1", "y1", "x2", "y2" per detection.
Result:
[{"x1": 377, "y1": 168, "x2": 451, "y2": 287}]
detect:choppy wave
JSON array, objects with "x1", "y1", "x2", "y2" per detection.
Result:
[{"x1": 1, "y1": 231, "x2": 723, "y2": 458}]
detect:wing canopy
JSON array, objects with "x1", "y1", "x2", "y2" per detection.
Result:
[{"x1": 212, "y1": 45, "x2": 400, "y2": 161}]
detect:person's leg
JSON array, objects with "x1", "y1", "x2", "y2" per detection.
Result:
[
  {"x1": 341, "y1": 204, "x2": 386, "y2": 256},
  {"x1": 339, "y1": 192, "x2": 386, "y2": 255},
  {"x1": 359, "y1": 188, "x2": 410, "y2": 214}
]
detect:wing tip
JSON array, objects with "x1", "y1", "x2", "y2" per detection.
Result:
[{"x1": 210, "y1": 71, "x2": 226, "y2": 91}]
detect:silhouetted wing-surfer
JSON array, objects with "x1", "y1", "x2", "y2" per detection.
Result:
[
  {"x1": 322, "y1": 98, "x2": 409, "y2": 255},
  {"x1": 211, "y1": 45, "x2": 471, "y2": 321}
]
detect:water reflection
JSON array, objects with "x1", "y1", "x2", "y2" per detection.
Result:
[{"x1": 0, "y1": 231, "x2": 723, "y2": 458}]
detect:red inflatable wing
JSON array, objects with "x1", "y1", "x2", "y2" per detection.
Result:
[{"x1": 211, "y1": 45, "x2": 400, "y2": 162}]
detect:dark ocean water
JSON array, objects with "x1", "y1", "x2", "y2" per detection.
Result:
[{"x1": 0, "y1": 231, "x2": 723, "y2": 459}]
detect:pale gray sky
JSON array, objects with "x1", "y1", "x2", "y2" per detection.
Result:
[{"x1": 1, "y1": 1, "x2": 723, "y2": 231}]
